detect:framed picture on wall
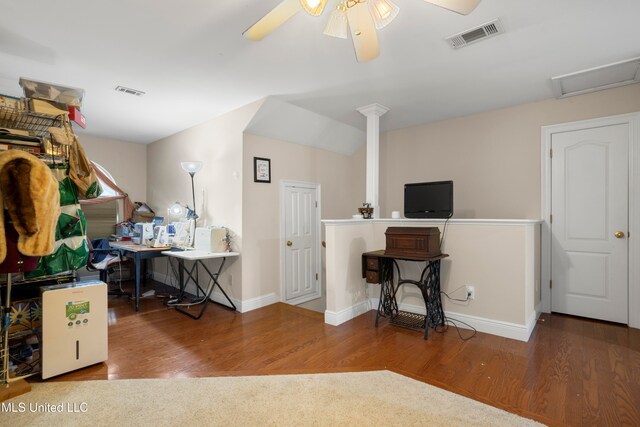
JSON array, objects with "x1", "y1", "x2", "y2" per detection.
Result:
[{"x1": 254, "y1": 157, "x2": 271, "y2": 183}]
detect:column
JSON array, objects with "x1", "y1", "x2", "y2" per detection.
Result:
[{"x1": 357, "y1": 103, "x2": 389, "y2": 219}]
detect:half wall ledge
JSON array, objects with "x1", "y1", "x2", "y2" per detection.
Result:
[{"x1": 323, "y1": 218, "x2": 542, "y2": 341}]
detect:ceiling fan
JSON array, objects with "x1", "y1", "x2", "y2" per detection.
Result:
[{"x1": 243, "y1": 0, "x2": 481, "y2": 62}]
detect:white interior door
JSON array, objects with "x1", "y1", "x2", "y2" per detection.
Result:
[
  {"x1": 551, "y1": 124, "x2": 629, "y2": 323},
  {"x1": 283, "y1": 182, "x2": 320, "y2": 304}
]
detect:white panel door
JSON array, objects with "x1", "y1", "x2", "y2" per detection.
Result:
[
  {"x1": 283, "y1": 184, "x2": 320, "y2": 304},
  {"x1": 551, "y1": 124, "x2": 629, "y2": 323}
]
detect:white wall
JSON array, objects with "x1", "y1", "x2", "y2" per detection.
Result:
[
  {"x1": 378, "y1": 84, "x2": 640, "y2": 219},
  {"x1": 138, "y1": 83, "x2": 640, "y2": 318},
  {"x1": 144, "y1": 100, "x2": 361, "y2": 311},
  {"x1": 324, "y1": 219, "x2": 541, "y2": 341},
  {"x1": 147, "y1": 100, "x2": 263, "y2": 303},
  {"x1": 242, "y1": 133, "x2": 360, "y2": 311},
  {"x1": 79, "y1": 133, "x2": 147, "y2": 203},
  {"x1": 76, "y1": 134, "x2": 146, "y2": 278}
]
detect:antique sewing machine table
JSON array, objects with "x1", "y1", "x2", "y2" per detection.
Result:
[{"x1": 362, "y1": 250, "x2": 449, "y2": 340}]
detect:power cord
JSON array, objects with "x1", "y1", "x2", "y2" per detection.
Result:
[
  {"x1": 439, "y1": 215, "x2": 452, "y2": 250},
  {"x1": 164, "y1": 257, "x2": 207, "y2": 305},
  {"x1": 435, "y1": 313, "x2": 477, "y2": 341},
  {"x1": 436, "y1": 285, "x2": 478, "y2": 340},
  {"x1": 159, "y1": 257, "x2": 183, "y2": 303},
  {"x1": 166, "y1": 278, "x2": 214, "y2": 308},
  {"x1": 116, "y1": 256, "x2": 125, "y2": 294},
  {"x1": 165, "y1": 257, "x2": 181, "y2": 290},
  {"x1": 440, "y1": 285, "x2": 470, "y2": 302}
]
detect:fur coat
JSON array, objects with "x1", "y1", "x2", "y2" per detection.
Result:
[{"x1": 0, "y1": 149, "x2": 60, "y2": 264}]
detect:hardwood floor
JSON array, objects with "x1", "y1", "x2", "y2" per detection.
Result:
[{"x1": 42, "y1": 280, "x2": 640, "y2": 427}]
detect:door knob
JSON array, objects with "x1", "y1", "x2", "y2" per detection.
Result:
[
  {"x1": 614, "y1": 231, "x2": 625, "y2": 238},
  {"x1": 286, "y1": 240, "x2": 293, "y2": 246}
]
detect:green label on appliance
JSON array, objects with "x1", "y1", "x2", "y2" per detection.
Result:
[{"x1": 66, "y1": 301, "x2": 90, "y2": 320}]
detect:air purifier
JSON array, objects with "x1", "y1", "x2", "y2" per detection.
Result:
[{"x1": 40, "y1": 280, "x2": 108, "y2": 379}]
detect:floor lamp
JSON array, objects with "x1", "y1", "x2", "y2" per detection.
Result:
[{"x1": 181, "y1": 161, "x2": 203, "y2": 221}]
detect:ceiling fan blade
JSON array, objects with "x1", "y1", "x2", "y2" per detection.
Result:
[
  {"x1": 243, "y1": 0, "x2": 303, "y2": 41},
  {"x1": 346, "y1": 2, "x2": 379, "y2": 62},
  {"x1": 424, "y1": 0, "x2": 481, "y2": 15}
]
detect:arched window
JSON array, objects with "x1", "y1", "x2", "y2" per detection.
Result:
[
  {"x1": 93, "y1": 162, "x2": 118, "y2": 198},
  {"x1": 81, "y1": 162, "x2": 133, "y2": 240}
]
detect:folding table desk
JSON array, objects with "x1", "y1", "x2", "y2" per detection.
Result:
[
  {"x1": 109, "y1": 241, "x2": 171, "y2": 311},
  {"x1": 162, "y1": 250, "x2": 239, "y2": 319}
]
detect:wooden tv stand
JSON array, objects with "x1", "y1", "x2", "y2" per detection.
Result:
[{"x1": 362, "y1": 250, "x2": 449, "y2": 339}]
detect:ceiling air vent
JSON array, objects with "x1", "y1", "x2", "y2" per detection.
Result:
[
  {"x1": 115, "y1": 86, "x2": 145, "y2": 97},
  {"x1": 446, "y1": 19, "x2": 505, "y2": 49},
  {"x1": 551, "y1": 57, "x2": 640, "y2": 98}
]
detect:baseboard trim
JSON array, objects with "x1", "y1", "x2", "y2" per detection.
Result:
[
  {"x1": 325, "y1": 299, "x2": 372, "y2": 326},
  {"x1": 152, "y1": 271, "x2": 277, "y2": 313},
  {"x1": 236, "y1": 292, "x2": 279, "y2": 313},
  {"x1": 154, "y1": 269, "x2": 538, "y2": 341},
  {"x1": 396, "y1": 301, "x2": 537, "y2": 342},
  {"x1": 442, "y1": 309, "x2": 538, "y2": 342},
  {"x1": 327, "y1": 297, "x2": 538, "y2": 341}
]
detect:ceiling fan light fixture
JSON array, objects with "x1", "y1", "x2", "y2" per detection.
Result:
[
  {"x1": 369, "y1": 0, "x2": 399, "y2": 30},
  {"x1": 346, "y1": 0, "x2": 380, "y2": 61},
  {"x1": 323, "y1": 3, "x2": 348, "y2": 39},
  {"x1": 300, "y1": 0, "x2": 327, "y2": 16}
]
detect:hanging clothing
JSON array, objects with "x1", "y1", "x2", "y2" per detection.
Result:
[
  {"x1": 25, "y1": 163, "x2": 89, "y2": 278},
  {"x1": 0, "y1": 149, "x2": 60, "y2": 265},
  {"x1": 79, "y1": 161, "x2": 134, "y2": 221},
  {"x1": 68, "y1": 131, "x2": 103, "y2": 199}
]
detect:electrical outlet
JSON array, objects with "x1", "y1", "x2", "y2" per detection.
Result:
[{"x1": 466, "y1": 285, "x2": 475, "y2": 300}]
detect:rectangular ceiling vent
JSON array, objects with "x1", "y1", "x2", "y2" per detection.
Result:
[
  {"x1": 446, "y1": 19, "x2": 505, "y2": 49},
  {"x1": 115, "y1": 86, "x2": 145, "y2": 97},
  {"x1": 551, "y1": 57, "x2": 640, "y2": 98}
]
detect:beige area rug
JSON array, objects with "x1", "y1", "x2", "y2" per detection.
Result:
[{"x1": 3, "y1": 371, "x2": 543, "y2": 426}]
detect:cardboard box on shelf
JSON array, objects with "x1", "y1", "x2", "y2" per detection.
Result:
[
  {"x1": 132, "y1": 202, "x2": 155, "y2": 224},
  {"x1": 0, "y1": 127, "x2": 31, "y2": 137},
  {"x1": 0, "y1": 144, "x2": 41, "y2": 154},
  {"x1": 29, "y1": 98, "x2": 69, "y2": 117},
  {"x1": 0, "y1": 94, "x2": 20, "y2": 110},
  {"x1": 19, "y1": 77, "x2": 84, "y2": 107}
]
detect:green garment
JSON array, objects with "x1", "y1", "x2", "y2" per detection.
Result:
[{"x1": 25, "y1": 164, "x2": 89, "y2": 278}]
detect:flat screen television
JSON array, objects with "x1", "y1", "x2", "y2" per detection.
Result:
[{"x1": 404, "y1": 181, "x2": 453, "y2": 219}]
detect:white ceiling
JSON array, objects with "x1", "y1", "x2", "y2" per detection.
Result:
[{"x1": 1, "y1": 0, "x2": 639, "y2": 144}]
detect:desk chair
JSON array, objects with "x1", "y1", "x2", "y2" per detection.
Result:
[{"x1": 86, "y1": 238, "x2": 132, "y2": 298}]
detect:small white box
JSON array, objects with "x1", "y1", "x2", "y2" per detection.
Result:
[{"x1": 194, "y1": 227, "x2": 227, "y2": 252}]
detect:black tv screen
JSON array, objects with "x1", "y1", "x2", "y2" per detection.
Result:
[{"x1": 404, "y1": 181, "x2": 453, "y2": 219}]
